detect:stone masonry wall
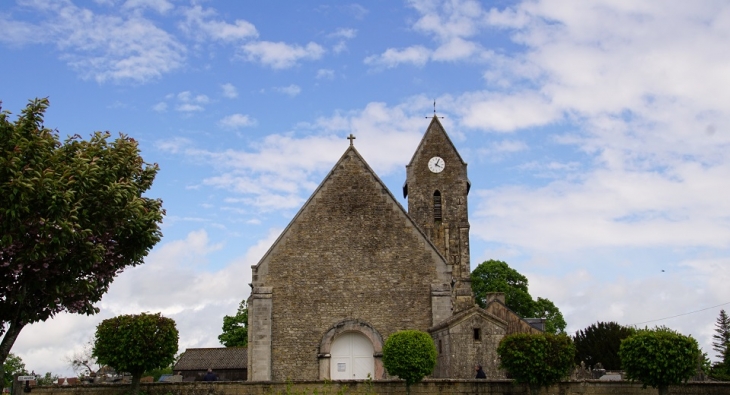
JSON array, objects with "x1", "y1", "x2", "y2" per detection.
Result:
[
  {"x1": 29, "y1": 380, "x2": 730, "y2": 395},
  {"x1": 431, "y1": 311, "x2": 507, "y2": 380},
  {"x1": 406, "y1": 117, "x2": 471, "y2": 282},
  {"x1": 252, "y1": 148, "x2": 450, "y2": 381}
]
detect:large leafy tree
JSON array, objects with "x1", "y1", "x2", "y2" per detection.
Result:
[
  {"x1": 471, "y1": 259, "x2": 534, "y2": 317},
  {"x1": 382, "y1": 330, "x2": 437, "y2": 394},
  {"x1": 471, "y1": 260, "x2": 567, "y2": 333},
  {"x1": 218, "y1": 300, "x2": 248, "y2": 347},
  {"x1": 0, "y1": 98, "x2": 165, "y2": 381},
  {"x1": 93, "y1": 312, "x2": 178, "y2": 395},
  {"x1": 2, "y1": 353, "x2": 27, "y2": 389},
  {"x1": 497, "y1": 332, "x2": 575, "y2": 395},
  {"x1": 573, "y1": 321, "x2": 636, "y2": 370},
  {"x1": 619, "y1": 327, "x2": 701, "y2": 395}
]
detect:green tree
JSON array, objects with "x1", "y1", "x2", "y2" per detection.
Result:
[
  {"x1": 471, "y1": 259, "x2": 534, "y2": 317},
  {"x1": 2, "y1": 353, "x2": 27, "y2": 388},
  {"x1": 35, "y1": 372, "x2": 59, "y2": 386},
  {"x1": 471, "y1": 260, "x2": 567, "y2": 333},
  {"x1": 93, "y1": 312, "x2": 178, "y2": 395},
  {"x1": 573, "y1": 321, "x2": 636, "y2": 370},
  {"x1": 0, "y1": 98, "x2": 165, "y2": 383},
  {"x1": 711, "y1": 348, "x2": 730, "y2": 381},
  {"x1": 218, "y1": 300, "x2": 248, "y2": 347},
  {"x1": 713, "y1": 309, "x2": 730, "y2": 361},
  {"x1": 533, "y1": 297, "x2": 566, "y2": 335},
  {"x1": 497, "y1": 332, "x2": 575, "y2": 395},
  {"x1": 619, "y1": 327, "x2": 701, "y2": 395},
  {"x1": 382, "y1": 330, "x2": 436, "y2": 394}
]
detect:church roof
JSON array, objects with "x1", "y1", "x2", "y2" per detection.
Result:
[
  {"x1": 252, "y1": 143, "x2": 449, "y2": 273},
  {"x1": 174, "y1": 347, "x2": 247, "y2": 370},
  {"x1": 483, "y1": 298, "x2": 545, "y2": 334}
]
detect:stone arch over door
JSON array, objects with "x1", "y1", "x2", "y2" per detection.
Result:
[{"x1": 318, "y1": 319, "x2": 385, "y2": 380}]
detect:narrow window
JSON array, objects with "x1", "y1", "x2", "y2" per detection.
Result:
[
  {"x1": 473, "y1": 328, "x2": 481, "y2": 341},
  {"x1": 439, "y1": 340, "x2": 443, "y2": 354},
  {"x1": 433, "y1": 191, "x2": 442, "y2": 222}
]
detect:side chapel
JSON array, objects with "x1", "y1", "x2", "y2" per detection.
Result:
[{"x1": 247, "y1": 116, "x2": 541, "y2": 381}]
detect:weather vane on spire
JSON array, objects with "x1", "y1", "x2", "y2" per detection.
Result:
[{"x1": 427, "y1": 99, "x2": 444, "y2": 119}]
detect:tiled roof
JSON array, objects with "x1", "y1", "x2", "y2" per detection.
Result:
[{"x1": 174, "y1": 347, "x2": 247, "y2": 370}]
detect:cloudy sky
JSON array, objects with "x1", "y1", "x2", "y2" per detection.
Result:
[{"x1": 2, "y1": 0, "x2": 730, "y2": 376}]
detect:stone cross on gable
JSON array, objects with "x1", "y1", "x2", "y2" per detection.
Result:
[{"x1": 347, "y1": 134, "x2": 356, "y2": 146}]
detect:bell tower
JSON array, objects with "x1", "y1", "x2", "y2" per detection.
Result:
[{"x1": 404, "y1": 116, "x2": 473, "y2": 311}]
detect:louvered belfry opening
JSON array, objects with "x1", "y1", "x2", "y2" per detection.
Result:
[{"x1": 433, "y1": 190, "x2": 442, "y2": 222}]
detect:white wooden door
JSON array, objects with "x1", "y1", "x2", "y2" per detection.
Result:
[{"x1": 330, "y1": 332, "x2": 374, "y2": 380}]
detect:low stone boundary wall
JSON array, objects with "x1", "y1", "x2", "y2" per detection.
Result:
[{"x1": 27, "y1": 379, "x2": 730, "y2": 395}]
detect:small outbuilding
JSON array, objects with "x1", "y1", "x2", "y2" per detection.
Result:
[{"x1": 174, "y1": 347, "x2": 247, "y2": 381}]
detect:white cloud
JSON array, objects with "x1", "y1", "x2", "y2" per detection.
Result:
[
  {"x1": 431, "y1": 37, "x2": 480, "y2": 61},
  {"x1": 152, "y1": 101, "x2": 167, "y2": 112},
  {"x1": 328, "y1": 28, "x2": 357, "y2": 53},
  {"x1": 456, "y1": 90, "x2": 559, "y2": 132},
  {"x1": 176, "y1": 91, "x2": 208, "y2": 104},
  {"x1": 460, "y1": 0, "x2": 730, "y2": 258},
  {"x1": 155, "y1": 137, "x2": 190, "y2": 154},
  {"x1": 479, "y1": 139, "x2": 528, "y2": 160},
  {"x1": 0, "y1": 1, "x2": 186, "y2": 83},
  {"x1": 219, "y1": 113, "x2": 257, "y2": 129},
  {"x1": 180, "y1": 5, "x2": 258, "y2": 42},
  {"x1": 329, "y1": 28, "x2": 357, "y2": 39},
  {"x1": 0, "y1": 16, "x2": 49, "y2": 46},
  {"x1": 365, "y1": 0, "x2": 489, "y2": 67},
  {"x1": 157, "y1": 98, "x2": 438, "y2": 211},
  {"x1": 364, "y1": 45, "x2": 431, "y2": 68},
  {"x1": 122, "y1": 0, "x2": 174, "y2": 14},
  {"x1": 221, "y1": 83, "x2": 238, "y2": 99},
  {"x1": 341, "y1": 4, "x2": 369, "y2": 19},
  {"x1": 170, "y1": 90, "x2": 209, "y2": 112},
  {"x1": 176, "y1": 103, "x2": 204, "y2": 112},
  {"x1": 241, "y1": 41, "x2": 325, "y2": 69},
  {"x1": 409, "y1": 0, "x2": 485, "y2": 41},
  {"x1": 316, "y1": 69, "x2": 335, "y2": 79},
  {"x1": 274, "y1": 84, "x2": 301, "y2": 97}
]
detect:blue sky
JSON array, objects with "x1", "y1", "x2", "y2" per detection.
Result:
[{"x1": 2, "y1": 0, "x2": 730, "y2": 376}]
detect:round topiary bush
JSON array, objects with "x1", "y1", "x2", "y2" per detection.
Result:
[
  {"x1": 382, "y1": 330, "x2": 437, "y2": 390},
  {"x1": 497, "y1": 332, "x2": 575, "y2": 394},
  {"x1": 619, "y1": 327, "x2": 701, "y2": 395}
]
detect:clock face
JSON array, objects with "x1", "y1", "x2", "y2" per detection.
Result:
[{"x1": 428, "y1": 156, "x2": 445, "y2": 173}]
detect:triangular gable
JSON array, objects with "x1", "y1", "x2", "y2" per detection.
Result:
[
  {"x1": 403, "y1": 116, "x2": 471, "y2": 198},
  {"x1": 407, "y1": 116, "x2": 467, "y2": 168},
  {"x1": 429, "y1": 305, "x2": 507, "y2": 333},
  {"x1": 253, "y1": 144, "x2": 449, "y2": 278}
]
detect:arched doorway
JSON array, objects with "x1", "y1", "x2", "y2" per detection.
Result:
[{"x1": 330, "y1": 332, "x2": 374, "y2": 380}]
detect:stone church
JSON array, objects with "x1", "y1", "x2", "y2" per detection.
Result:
[{"x1": 247, "y1": 116, "x2": 540, "y2": 381}]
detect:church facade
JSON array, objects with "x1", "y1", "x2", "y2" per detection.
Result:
[{"x1": 247, "y1": 117, "x2": 539, "y2": 381}]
